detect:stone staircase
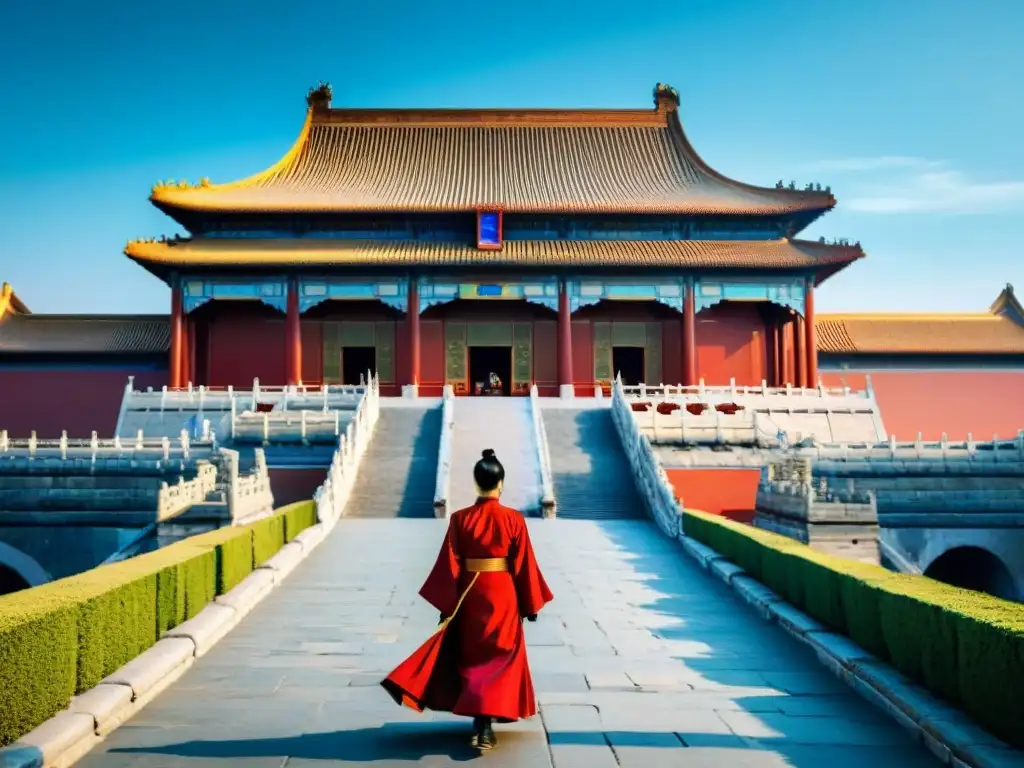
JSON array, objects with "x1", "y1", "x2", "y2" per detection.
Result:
[
  {"x1": 344, "y1": 406, "x2": 442, "y2": 518},
  {"x1": 542, "y1": 406, "x2": 646, "y2": 519},
  {"x1": 449, "y1": 399, "x2": 542, "y2": 515}
]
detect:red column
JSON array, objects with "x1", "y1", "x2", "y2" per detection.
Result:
[
  {"x1": 169, "y1": 275, "x2": 183, "y2": 389},
  {"x1": 408, "y1": 277, "x2": 421, "y2": 388},
  {"x1": 771, "y1": 321, "x2": 781, "y2": 387},
  {"x1": 795, "y1": 315, "x2": 807, "y2": 388},
  {"x1": 682, "y1": 285, "x2": 697, "y2": 386},
  {"x1": 781, "y1": 316, "x2": 793, "y2": 386},
  {"x1": 286, "y1": 277, "x2": 302, "y2": 386},
  {"x1": 557, "y1": 279, "x2": 573, "y2": 396},
  {"x1": 805, "y1": 280, "x2": 818, "y2": 388},
  {"x1": 181, "y1": 315, "x2": 192, "y2": 387}
]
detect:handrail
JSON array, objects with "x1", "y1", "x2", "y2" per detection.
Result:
[
  {"x1": 620, "y1": 379, "x2": 873, "y2": 401},
  {"x1": 121, "y1": 378, "x2": 367, "y2": 414},
  {"x1": 312, "y1": 373, "x2": 381, "y2": 526},
  {"x1": 610, "y1": 374, "x2": 683, "y2": 538},
  {"x1": 529, "y1": 384, "x2": 556, "y2": 518},
  {"x1": 433, "y1": 385, "x2": 455, "y2": 518}
]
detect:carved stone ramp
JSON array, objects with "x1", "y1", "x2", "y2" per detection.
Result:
[
  {"x1": 542, "y1": 403, "x2": 646, "y2": 519},
  {"x1": 343, "y1": 405, "x2": 442, "y2": 518},
  {"x1": 449, "y1": 398, "x2": 542, "y2": 515},
  {"x1": 75, "y1": 518, "x2": 939, "y2": 767}
]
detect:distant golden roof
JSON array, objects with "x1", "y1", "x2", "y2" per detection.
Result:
[
  {"x1": 816, "y1": 288, "x2": 1024, "y2": 354},
  {"x1": 126, "y1": 237, "x2": 862, "y2": 278},
  {"x1": 0, "y1": 282, "x2": 30, "y2": 321},
  {"x1": 149, "y1": 84, "x2": 835, "y2": 217},
  {"x1": 0, "y1": 314, "x2": 170, "y2": 354}
]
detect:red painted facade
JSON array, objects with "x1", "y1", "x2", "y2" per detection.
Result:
[
  {"x1": 0, "y1": 368, "x2": 166, "y2": 438},
  {"x1": 663, "y1": 468, "x2": 760, "y2": 523},
  {"x1": 267, "y1": 467, "x2": 329, "y2": 507},
  {"x1": 821, "y1": 370, "x2": 1024, "y2": 441},
  {"x1": 184, "y1": 297, "x2": 794, "y2": 393}
]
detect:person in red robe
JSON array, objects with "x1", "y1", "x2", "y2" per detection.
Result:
[{"x1": 381, "y1": 448, "x2": 554, "y2": 751}]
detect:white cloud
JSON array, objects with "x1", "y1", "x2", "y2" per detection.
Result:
[
  {"x1": 802, "y1": 156, "x2": 945, "y2": 173},
  {"x1": 846, "y1": 170, "x2": 1024, "y2": 214}
]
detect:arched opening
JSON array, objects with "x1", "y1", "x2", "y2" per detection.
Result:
[
  {"x1": 924, "y1": 546, "x2": 1019, "y2": 602},
  {"x1": 0, "y1": 564, "x2": 31, "y2": 596}
]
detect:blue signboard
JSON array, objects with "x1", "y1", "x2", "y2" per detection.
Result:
[{"x1": 478, "y1": 211, "x2": 501, "y2": 247}]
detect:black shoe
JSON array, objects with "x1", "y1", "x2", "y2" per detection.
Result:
[{"x1": 472, "y1": 718, "x2": 496, "y2": 751}]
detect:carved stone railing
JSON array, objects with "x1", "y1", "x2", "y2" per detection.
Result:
[
  {"x1": 156, "y1": 460, "x2": 218, "y2": 521},
  {"x1": 229, "y1": 408, "x2": 355, "y2": 444},
  {"x1": 610, "y1": 375, "x2": 682, "y2": 538},
  {"x1": 117, "y1": 375, "x2": 367, "y2": 423},
  {"x1": 433, "y1": 386, "x2": 455, "y2": 518},
  {"x1": 217, "y1": 446, "x2": 275, "y2": 523},
  {"x1": 620, "y1": 378, "x2": 876, "y2": 403},
  {"x1": 529, "y1": 384, "x2": 556, "y2": 518},
  {"x1": 313, "y1": 375, "x2": 381, "y2": 525},
  {"x1": 0, "y1": 429, "x2": 217, "y2": 464}
]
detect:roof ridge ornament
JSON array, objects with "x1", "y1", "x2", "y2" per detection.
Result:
[
  {"x1": 307, "y1": 81, "x2": 333, "y2": 111},
  {"x1": 653, "y1": 83, "x2": 679, "y2": 111}
]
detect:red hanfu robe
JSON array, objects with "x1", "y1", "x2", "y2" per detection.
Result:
[{"x1": 381, "y1": 498, "x2": 554, "y2": 722}]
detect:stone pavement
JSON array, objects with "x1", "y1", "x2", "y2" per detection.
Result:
[{"x1": 77, "y1": 518, "x2": 941, "y2": 767}]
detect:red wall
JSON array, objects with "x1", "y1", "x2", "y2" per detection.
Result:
[
  {"x1": 821, "y1": 370, "x2": 1024, "y2": 441},
  {"x1": 268, "y1": 468, "x2": 328, "y2": 507},
  {"x1": 533, "y1": 320, "x2": 557, "y2": 396},
  {"x1": 420, "y1": 319, "x2": 445, "y2": 396},
  {"x1": 0, "y1": 368, "x2": 166, "y2": 438},
  {"x1": 571, "y1": 320, "x2": 594, "y2": 394},
  {"x1": 695, "y1": 303, "x2": 767, "y2": 386},
  {"x1": 664, "y1": 468, "x2": 760, "y2": 523},
  {"x1": 661, "y1": 318, "x2": 682, "y2": 386}
]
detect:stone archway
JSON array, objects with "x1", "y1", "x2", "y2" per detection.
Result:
[
  {"x1": 924, "y1": 546, "x2": 1019, "y2": 602},
  {"x1": 0, "y1": 541, "x2": 51, "y2": 596}
]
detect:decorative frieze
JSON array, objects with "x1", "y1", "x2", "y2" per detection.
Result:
[
  {"x1": 419, "y1": 278, "x2": 559, "y2": 311},
  {"x1": 298, "y1": 279, "x2": 407, "y2": 313},
  {"x1": 183, "y1": 279, "x2": 286, "y2": 313},
  {"x1": 695, "y1": 278, "x2": 806, "y2": 315},
  {"x1": 567, "y1": 278, "x2": 684, "y2": 313}
]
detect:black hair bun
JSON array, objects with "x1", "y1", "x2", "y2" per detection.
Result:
[{"x1": 481, "y1": 449, "x2": 496, "y2": 460}]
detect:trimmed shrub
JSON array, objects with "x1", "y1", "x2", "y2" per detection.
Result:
[
  {"x1": 0, "y1": 593, "x2": 78, "y2": 747},
  {"x1": 957, "y1": 607, "x2": 1024, "y2": 746},
  {"x1": 75, "y1": 570, "x2": 159, "y2": 691},
  {"x1": 251, "y1": 514, "x2": 286, "y2": 568},
  {"x1": 282, "y1": 500, "x2": 317, "y2": 542},
  {"x1": 680, "y1": 508, "x2": 1024, "y2": 749},
  {"x1": 0, "y1": 502, "x2": 305, "y2": 746}
]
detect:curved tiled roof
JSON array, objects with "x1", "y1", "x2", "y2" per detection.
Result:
[
  {"x1": 126, "y1": 237, "x2": 862, "y2": 276},
  {"x1": 815, "y1": 314, "x2": 1024, "y2": 354},
  {"x1": 0, "y1": 314, "x2": 170, "y2": 354},
  {"x1": 149, "y1": 86, "x2": 835, "y2": 216}
]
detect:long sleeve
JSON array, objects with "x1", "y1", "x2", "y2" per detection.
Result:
[
  {"x1": 418, "y1": 518, "x2": 462, "y2": 617},
  {"x1": 510, "y1": 520, "x2": 554, "y2": 618}
]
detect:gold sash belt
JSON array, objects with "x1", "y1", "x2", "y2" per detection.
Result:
[{"x1": 463, "y1": 557, "x2": 508, "y2": 573}]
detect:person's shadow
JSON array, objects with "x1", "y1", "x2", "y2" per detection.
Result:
[{"x1": 107, "y1": 721, "x2": 503, "y2": 762}]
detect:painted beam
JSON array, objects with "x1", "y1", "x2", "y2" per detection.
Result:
[
  {"x1": 695, "y1": 278, "x2": 806, "y2": 315},
  {"x1": 419, "y1": 277, "x2": 559, "y2": 311},
  {"x1": 566, "y1": 278, "x2": 684, "y2": 313},
  {"x1": 299, "y1": 278, "x2": 407, "y2": 313},
  {"x1": 183, "y1": 278, "x2": 287, "y2": 313}
]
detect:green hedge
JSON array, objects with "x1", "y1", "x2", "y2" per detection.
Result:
[
  {"x1": 0, "y1": 500, "x2": 318, "y2": 747},
  {"x1": 682, "y1": 509, "x2": 1024, "y2": 748}
]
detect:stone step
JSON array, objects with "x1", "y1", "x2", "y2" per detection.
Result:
[
  {"x1": 344, "y1": 407, "x2": 442, "y2": 518},
  {"x1": 449, "y1": 399, "x2": 541, "y2": 515},
  {"x1": 542, "y1": 407, "x2": 645, "y2": 520}
]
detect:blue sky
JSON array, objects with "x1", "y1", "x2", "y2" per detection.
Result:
[{"x1": 1, "y1": 0, "x2": 1021, "y2": 315}]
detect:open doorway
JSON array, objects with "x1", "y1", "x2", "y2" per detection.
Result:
[
  {"x1": 612, "y1": 346, "x2": 645, "y2": 386},
  {"x1": 341, "y1": 346, "x2": 376, "y2": 385},
  {"x1": 468, "y1": 346, "x2": 512, "y2": 396}
]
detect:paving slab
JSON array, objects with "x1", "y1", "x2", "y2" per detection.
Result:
[{"x1": 76, "y1": 518, "x2": 942, "y2": 766}]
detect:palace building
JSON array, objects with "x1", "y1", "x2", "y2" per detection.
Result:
[
  {"x1": 2, "y1": 83, "x2": 1023, "y2": 439},
  {"x1": 126, "y1": 82, "x2": 858, "y2": 398}
]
